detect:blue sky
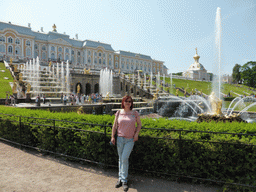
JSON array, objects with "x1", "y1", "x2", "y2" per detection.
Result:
[{"x1": 1, "y1": 0, "x2": 255, "y2": 75}]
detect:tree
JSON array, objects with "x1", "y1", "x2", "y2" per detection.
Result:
[
  {"x1": 240, "y1": 61, "x2": 256, "y2": 89},
  {"x1": 232, "y1": 64, "x2": 241, "y2": 84}
]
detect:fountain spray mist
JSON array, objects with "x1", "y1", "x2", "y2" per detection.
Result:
[{"x1": 213, "y1": 7, "x2": 222, "y2": 100}]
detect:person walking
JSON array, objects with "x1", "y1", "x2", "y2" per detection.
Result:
[{"x1": 111, "y1": 95, "x2": 141, "y2": 191}]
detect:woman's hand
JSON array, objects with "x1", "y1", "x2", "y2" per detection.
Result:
[
  {"x1": 111, "y1": 137, "x2": 115, "y2": 145},
  {"x1": 133, "y1": 134, "x2": 138, "y2": 142}
]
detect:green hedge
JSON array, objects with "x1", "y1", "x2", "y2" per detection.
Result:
[{"x1": 0, "y1": 106, "x2": 256, "y2": 191}]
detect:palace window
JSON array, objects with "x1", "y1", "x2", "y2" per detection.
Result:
[
  {"x1": 8, "y1": 46, "x2": 13, "y2": 53},
  {"x1": 115, "y1": 56, "x2": 118, "y2": 60},
  {"x1": 109, "y1": 60, "x2": 111, "y2": 65},
  {"x1": 0, "y1": 36, "x2": 5, "y2": 42},
  {"x1": 42, "y1": 46, "x2": 46, "y2": 51},
  {"x1": 35, "y1": 44, "x2": 38, "y2": 50},
  {"x1": 115, "y1": 62, "x2": 118, "y2": 68},
  {"x1": 122, "y1": 63, "x2": 124, "y2": 69},
  {"x1": 51, "y1": 53, "x2": 55, "y2": 60},
  {"x1": 15, "y1": 38, "x2": 20, "y2": 44},
  {"x1": 35, "y1": 51, "x2": 39, "y2": 58},
  {"x1": 42, "y1": 52, "x2": 46, "y2": 60},
  {"x1": 94, "y1": 58, "x2": 97, "y2": 64},
  {"x1": 26, "y1": 48, "x2": 31, "y2": 56},
  {"x1": 15, "y1": 47, "x2": 20, "y2": 55},
  {"x1": 103, "y1": 59, "x2": 105, "y2": 65},
  {"x1": 72, "y1": 50, "x2": 74, "y2": 55},
  {"x1": 58, "y1": 47, "x2": 62, "y2": 52},
  {"x1": 65, "y1": 48, "x2": 69, "y2": 53},
  {"x1": 127, "y1": 64, "x2": 129, "y2": 69},
  {"x1": 94, "y1": 52, "x2": 97, "y2": 56},
  {"x1": 99, "y1": 52, "x2": 101, "y2": 57},
  {"x1": 8, "y1": 37, "x2": 13, "y2": 43},
  {"x1": 58, "y1": 54, "x2": 62, "y2": 60},
  {"x1": 109, "y1": 54, "x2": 111, "y2": 58},
  {"x1": 78, "y1": 57, "x2": 80, "y2": 63},
  {"x1": 88, "y1": 50, "x2": 91, "y2": 55},
  {"x1": 88, "y1": 57, "x2": 91, "y2": 63},
  {"x1": 26, "y1": 40, "x2": 31, "y2": 46},
  {"x1": 65, "y1": 54, "x2": 69, "y2": 61},
  {"x1": 51, "y1": 46, "x2": 55, "y2": 51},
  {"x1": 122, "y1": 58, "x2": 124, "y2": 62},
  {"x1": 71, "y1": 56, "x2": 75, "y2": 62},
  {"x1": 99, "y1": 59, "x2": 101, "y2": 64},
  {"x1": 0, "y1": 44, "x2": 5, "y2": 52},
  {"x1": 103, "y1": 53, "x2": 105, "y2": 57},
  {"x1": 127, "y1": 59, "x2": 129, "y2": 63},
  {"x1": 131, "y1": 65, "x2": 134, "y2": 70}
]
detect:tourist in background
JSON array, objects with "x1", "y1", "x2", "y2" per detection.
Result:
[
  {"x1": 111, "y1": 95, "x2": 142, "y2": 191},
  {"x1": 63, "y1": 95, "x2": 67, "y2": 105}
]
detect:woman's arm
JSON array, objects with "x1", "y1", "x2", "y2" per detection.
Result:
[
  {"x1": 111, "y1": 112, "x2": 118, "y2": 145},
  {"x1": 133, "y1": 112, "x2": 141, "y2": 142}
]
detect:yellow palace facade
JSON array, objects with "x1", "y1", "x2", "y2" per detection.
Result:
[{"x1": 0, "y1": 21, "x2": 167, "y2": 75}]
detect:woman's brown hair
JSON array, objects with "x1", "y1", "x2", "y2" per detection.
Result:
[{"x1": 121, "y1": 95, "x2": 133, "y2": 110}]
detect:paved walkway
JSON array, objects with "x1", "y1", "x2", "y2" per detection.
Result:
[{"x1": 0, "y1": 142, "x2": 224, "y2": 192}]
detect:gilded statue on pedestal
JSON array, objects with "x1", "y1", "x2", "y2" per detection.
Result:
[{"x1": 209, "y1": 92, "x2": 223, "y2": 116}]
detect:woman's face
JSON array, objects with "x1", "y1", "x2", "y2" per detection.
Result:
[{"x1": 124, "y1": 98, "x2": 132, "y2": 109}]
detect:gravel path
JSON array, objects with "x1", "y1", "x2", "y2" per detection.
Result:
[{"x1": 0, "y1": 141, "x2": 224, "y2": 192}]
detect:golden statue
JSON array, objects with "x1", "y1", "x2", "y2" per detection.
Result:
[
  {"x1": 14, "y1": 64, "x2": 18, "y2": 72},
  {"x1": 12, "y1": 80, "x2": 17, "y2": 93},
  {"x1": 84, "y1": 68, "x2": 91, "y2": 74},
  {"x1": 153, "y1": 88, "x2": 159, "y2": 100},
  {"x1": 106, "y1": 92, "x2": 110, "y2": 100},
  {"x1": 10, "y1": 57, "x2": 13, "y2": 64},
  {"x1": 77, "y1": 84, "x2": 81, "y2": 94},
  {"x1": 176, "y1": 88, "x2": 179, "y2": 96},
  {"x1": 19, "y1": 73, "x2": 23, "y2": 81},
  {"x1": 52, "y1": 24, "x2": 57, "y2": 32},
  {"x1": 49, "y1": 61, "x2": 52, "y2": 68},
  {"x1": 209, "y1": 92, "x2": 223, "y2": 116},
  {"x1": 118, "y1": 69, "x2": 121, "y2": 74},
  {"x1": 27, "y1": 83, "x2": 31, "y2": 93}
]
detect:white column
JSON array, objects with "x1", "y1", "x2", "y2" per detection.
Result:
[
  {"x1": 21, "y1": 38, "x2": 24, "y2": 58},
  {"x1": 48, "y1": 44, "x2": 51, "y2": 58},
  {"x1": 32, "y1": 40, "x2": 34, "y2": 59}
]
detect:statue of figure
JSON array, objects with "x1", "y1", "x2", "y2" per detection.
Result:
[
  {"x1": 209, "y1": 92, "x2": 223, "y2": 115},
  {"x1": 19, "y1": 73, "x2": 23, "y2": 81},
  {"x1": 27, "y1": 83, "x2": 31, "y2": 93},
  {"x1": 52, "y1": 24, "x2": 57, "y2": 32},
  {"x1": 14, "y1": 65, "x2": 18, "y2": 72},
  {"x1": 49, "y1": 61, "x2": 52, "y2": 68},
  {"x1": 10, "y1": 57, "x2": 13, "y2": 64},
  {"x1": 153, "y1": 89, "x2": 159, "y2": 100},
  {"x1": 176, "y1": 88, "x2": 179, "y2": 96},
  {"x1": 77, "y1": 84, "x2": 81, "y2": 94},
  {"x1": 106, "y1": 92, "x2": 110, "y2": 100},
  {"x1": 12, "y1": 80, "x2": 17, "y2": 93}
]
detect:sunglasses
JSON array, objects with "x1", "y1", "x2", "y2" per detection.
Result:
[{"x1": 125, "y1": 100, "x2": 132, "y2": 103}]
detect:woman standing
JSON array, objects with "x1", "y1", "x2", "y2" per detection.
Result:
[{"x1": 111, "y1": 95, "x2": 141, "y2": 191}]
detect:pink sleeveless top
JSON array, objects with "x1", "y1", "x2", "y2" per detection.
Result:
[{"x1": 115, "y1": 110, "x2": 139, "y2": 139}]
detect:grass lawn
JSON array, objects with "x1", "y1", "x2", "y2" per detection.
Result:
[{"x1": 0, "y1": 62, "x2": 13, "y2": 98}]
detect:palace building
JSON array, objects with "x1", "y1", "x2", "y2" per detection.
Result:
[
  {"x1": 0, "y1": 21, "x2": 167, "y2": 75},
  {"x1": 182, "y1": 48, "x2": 210, "y2": 81}
]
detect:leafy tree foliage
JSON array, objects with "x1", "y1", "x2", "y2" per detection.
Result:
[
  {"x1": 232, "y1": 64, "x2": 241, "y2": 84},
  {"x1": 240, "y1": 61, "x2": 256, "y2": 88}
]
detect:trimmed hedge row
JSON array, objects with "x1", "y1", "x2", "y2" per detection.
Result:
[{"x1": 0, "y1": 106, "x2": 256, "y2": 191}]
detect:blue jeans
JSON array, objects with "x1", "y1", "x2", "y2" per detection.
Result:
[{"x1": 117, "y1": 136, "x2": 134, "y2": 183}]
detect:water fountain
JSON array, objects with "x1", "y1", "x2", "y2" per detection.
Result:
[
  {"x1": 20, "y1": 57, "x2": 71, "y2": 98},
  {"x1": 155, "y1": 7, "x2": 256, "y2": 123},
  {"x1": 99, "y1": 68, "x2": 113, "y2": 97}
]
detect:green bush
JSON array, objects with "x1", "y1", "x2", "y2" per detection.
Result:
[{"x1": 0, "y1": 106, "x2": 256, "y2": 191}]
